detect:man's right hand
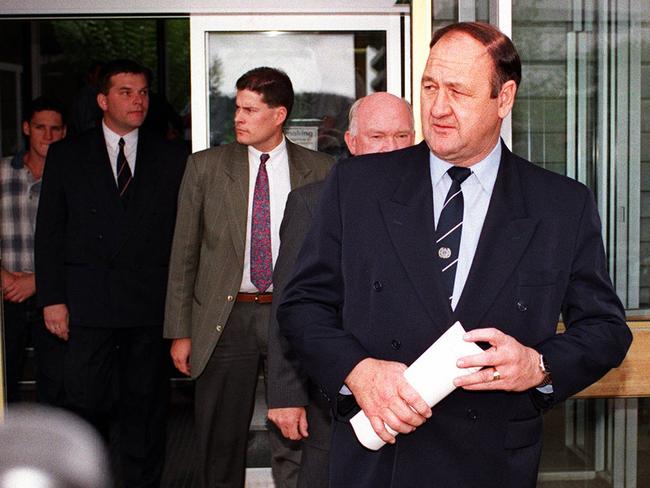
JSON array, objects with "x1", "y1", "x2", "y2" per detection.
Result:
[
  {"x1": 344, "y1": 357, "x2": 431, "y2": 444},
  {"x1": 268, "y1": 407, "x2": 309, "y2": 441},
  {"x1": 3, "y1": 272, "x2": 36, "y2": 303},
  {"x1": 43, "y1": 303, "x2": 70, "y2": 341},
  {"x1": 171, "y1": 338, "x2": 192, "y2": 376},
  {"x1": 1, "y1": 269, "x2": 15, "y2": 291}
]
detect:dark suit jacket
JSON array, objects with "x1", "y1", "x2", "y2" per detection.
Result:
[
  {"x1": 35, "y1": 127, "x2": 187, "y2": 328},
  {"x1": 268, "y1": 181, "x2": 332, "y2": 455},
  {"x1": 278, "y1": 141, "x2": 632, "y2": 488}
]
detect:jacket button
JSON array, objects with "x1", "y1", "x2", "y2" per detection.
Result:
[
  {"x1": 391, "y1": 339, "x2": 401, "y2": 350},
  {"x1": 516, "y1": 300, "x2": 528, "y2": 312},
  {"x1": 90, "y1": 208, "x2": 97, "y2": 214},
  {"x1": 98, "y1": 234, "x2": 103, "y2": 240},
  {"x1": 373, "y1": 281, "x2": 383, "y2": 291},
  {"x1": 216, "y1": 325, "x2": 222, "y2": 332},
  {"x1": 227, "y1": 295, "x2": 234, "y2": 302},
  {"x1": 467, "y1": 409, "x2": 478, "y2": 420}
]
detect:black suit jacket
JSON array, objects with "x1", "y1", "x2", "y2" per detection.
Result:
[
  {"x1": 35, "y1": 127, "x2": 187, "y2": 328},
  {"x1": 278, "y1": 141, "x2": 632, "y2": 488},
  {"x1": 268, "y1": 181, "x2": 332, "y2": 454}
]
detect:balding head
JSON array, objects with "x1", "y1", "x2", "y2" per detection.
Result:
[{"x1": 344, "y1": 92, "x2": 415, "y2": 155}]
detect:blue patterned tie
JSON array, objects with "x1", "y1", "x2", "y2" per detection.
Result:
[{"x1": 435, "y1": 166, "x2": 471, "y2": 306}]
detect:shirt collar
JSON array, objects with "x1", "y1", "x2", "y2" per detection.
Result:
[
  {"x1": 10, "y1": 151, "x2": 26, "y2": 170},
  {"x1": 247, "y1": 135, "x2": 287, "y2": 168},
  {"x1": 102, "y1": 120, "x2": 139, "y2": 150},
  {"x1": 430, "y1": 139, "x2": 501, "y2": 194}
]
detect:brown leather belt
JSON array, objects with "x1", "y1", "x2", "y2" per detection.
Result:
[{"x1": 236, "y1": 292, "x2": 273, "y2": 304}]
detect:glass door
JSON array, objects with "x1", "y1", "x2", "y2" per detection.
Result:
[
  {"x1": 190, "y1": 12, "x2": 409, "y2": 155},
  {"x1": 0, "y1": 62, "x2": 23, "y2": 158}
]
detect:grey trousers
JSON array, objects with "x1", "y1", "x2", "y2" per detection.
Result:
[{"x1": 194, "y1": 301, "x2": 300, "y2": 488}]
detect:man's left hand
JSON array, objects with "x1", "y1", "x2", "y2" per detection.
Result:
[
  {"x1": 453, "y1": 328, "x2": 545, "y2": 391},
  {"x1": 268, "y1": 407, "x2": 309, "y2": 441},
  {"x1": 2, "y1": 272, "x2": 36, "y2": 303}
]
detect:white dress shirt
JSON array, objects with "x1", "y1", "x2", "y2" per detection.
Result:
[
  {"x1": 240, "y1": 137, "x2": 292, "y2": 293},
  {"x1": 430, "y1": 141, "x2": 501, "y2": 310},
  {"x1": 102, "y1": 121, "x2": 138, "y2": 183}
]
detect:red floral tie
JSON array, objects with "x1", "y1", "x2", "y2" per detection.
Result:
[{"x1": 251, "y1": 153, "x2": 272, "y2": 292}]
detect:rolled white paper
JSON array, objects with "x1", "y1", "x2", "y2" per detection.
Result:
[{"x1": 349, "y1": 321, "x2": 483, "y2": 450}]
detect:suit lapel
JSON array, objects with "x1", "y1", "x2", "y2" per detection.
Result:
[
  {"x1": 112, "y1": 130, "x2": 163, "y2": 256},
  {"x1": 223, "y1": 140, "x2": 307, "y2": 267},
  {"x1": 223, "y1": 143, "x2": 249, "y2": 264},
  {"x1": 84, "y1": 128, "x2": 124, "y2": 220},
  {"x1": 453, "y1": 145, "x2": 538, "y2": 327},
  {"x1": 287, "y1": 140, "x2": 314, "y2": 189},
  {"x1": 379, "y1": 142, "x2": 453, "y2": 330}
]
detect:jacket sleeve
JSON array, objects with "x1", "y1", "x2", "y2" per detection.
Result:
[
  {"x1": 278, "y1": 165, "x2": 370, "y2": 408},
  {"x1": 537, "y1": 185, "x2": 632, "y2": 403},
  {"x1": 35, "y1": 142, "x2": 68, "y2": 307},
  {"x1": 268, "y1": 188, "x2": 313, "y2": 408},
  {"x1": 163, "y1": 152, "x2": 205, "y2": 339}
]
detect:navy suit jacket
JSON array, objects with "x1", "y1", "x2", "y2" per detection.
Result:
[
  {"x1": 35, "y1": 127, "x2": 187, "y2": 328},
  {"x1": 278, "y1": 140, "x2": 632, "y2": 488}
]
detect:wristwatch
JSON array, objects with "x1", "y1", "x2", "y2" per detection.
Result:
[{"x1": 538, "y1": 354, "x2": 552, "y2": 387}]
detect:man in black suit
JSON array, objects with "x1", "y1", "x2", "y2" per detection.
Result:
[
  {"x1": 267, "y1": 92, "x2": 415, "y2": 488},
  {"x1": 35, "y1": 59, "x2": 187, "y2": 487},
  {"x1": 278, "y1": 22, "x2": 632, "y2": 488}
]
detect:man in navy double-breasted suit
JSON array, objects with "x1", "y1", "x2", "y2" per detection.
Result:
[{"x1": 278, "y1": 22, "x2": 632, "y2": 488}]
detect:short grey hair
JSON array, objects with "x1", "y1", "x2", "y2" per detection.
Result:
[
  {"x1": 347, "y1": 94, "x2": 414, "y2": 136},
  {"x1": 347, "y1": 98, "x2": 364, "y2": 136}
]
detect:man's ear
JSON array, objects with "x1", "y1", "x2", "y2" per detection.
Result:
[
  {"x1": 275, "y1": 106, "x2": 288, "y2": 127},
  {"x1": 22, "y1": 121, "x2": 30, "y2": 137},
  {"x1": 497, "y1": 80, "x2": 517, "y2": 119},
  {"x1": 344, "y1": 131, "x2": 357, "y2": 155},
  {"x1": 97, "y1": 93, "x2": 108, "y2": 112}
]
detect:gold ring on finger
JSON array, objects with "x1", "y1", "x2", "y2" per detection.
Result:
[{"x1": 492, "y1": 369, "x2": 501, "y2": 381}]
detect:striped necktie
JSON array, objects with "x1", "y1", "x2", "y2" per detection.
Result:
[
  {"x1": 117, "y1": 137, "x2": 133, "y2": 204},
  {"x1": 435, "y1": 166, "x2": 471, "y2": 306},
  {"x1": 250, "y1": 153, "x2": 272, "y2": 292}
]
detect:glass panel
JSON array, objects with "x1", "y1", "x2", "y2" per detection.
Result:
[
  {"x1": 538, "y1": 400, "x2": 603, "y2": 485},
  {"x1": 511, "y1": 4, "x2": 571, "y2": 177},
  {"x1": 165, "y1": 19, "x2": 191, "y2": 144},
  {"x1": 640, "y1": 7, "x2": 650, "y2": 311},
  {"x1": 513, "y1": 1, "x2": 649, "y2": 312},
  {"x1": 432, "y1": 0, "x2": 490, "y2": 29},
  {"x1": 511, "y1": 2, "x2": 650, "y2": 482},
  {"x1": 639, "y1": 397, "x2": 650, "y2": 480},
  {"x1": 43, "y1": 19, "x2": 160, "y2": 135},
  {"x1": 537, "y1": 398, "x2": 649, "y2": 487},
  {"x1": 0, "y1": 68, "x2": 21, "y2": 157},
  {"x1": 433, "y1": 0, "x2": 459, "y2": 29},
  {"x1": 207, "y1": 31, "x2": 386, "y2": 159},
  {"x1": 0, "y1": 19, "x2": 25, "y2": 158}
]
